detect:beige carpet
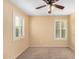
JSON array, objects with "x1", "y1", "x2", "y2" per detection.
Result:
[{"x1": 16, "y1": 47, "x2": 75, "y2": 59}]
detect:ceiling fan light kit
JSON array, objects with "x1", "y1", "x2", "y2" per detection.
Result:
[
  {"x1": 36, "y1": 0, "x2": 64, "y2": 14},
  {"x1": 47, "y1": 4, "x2": 55, "y2": 14}
]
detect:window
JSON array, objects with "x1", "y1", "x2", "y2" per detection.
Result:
[
  {"x1": 54, "y1": 20, "x2": 67, "y2": 40},
  {"x1": 13, "y1": 13, "x2": 24, "y2": 40}
]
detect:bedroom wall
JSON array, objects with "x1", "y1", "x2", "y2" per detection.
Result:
[
  {"x1": 3, "y1": 0, "x2": 29, "y2": 59},
  {"x1": 30, "y1": 16, "x2": 69, "y2": 47},
  {"x1": 68, "y1": 13, "x2": 75, "y2": 51}
]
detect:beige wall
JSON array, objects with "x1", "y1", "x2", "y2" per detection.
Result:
[
  {"x1": 68, "y1": 13, "x2": 75, "y2": 51},
  {"x1": 30, "y1": 16, "x2": 69, "y2": 47},
  {"x1": 4, "y1": 0, "x2": 29, "y2": 59}
]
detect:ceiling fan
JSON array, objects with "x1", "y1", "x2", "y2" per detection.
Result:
[{"x1": 36, "y1": 0, "x2": 64, "y2": 14}]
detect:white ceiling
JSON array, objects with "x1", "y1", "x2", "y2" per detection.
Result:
[{"x1": 10, "y1": 0, "x2": 75, "y2": 16}]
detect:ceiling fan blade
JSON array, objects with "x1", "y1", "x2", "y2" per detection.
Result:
[
  {"x1": 43, "y1": 0, "x2": 48, "y2": 4},
  {"x1": 52, "y1": 0, "x2": 59, "y2": 3},
  {"x1": 54, "y1": 4, "x2": 64, "y2": 9},
  {"x1": 36, "y1": 5, "x2": 46, "y2": 9}
]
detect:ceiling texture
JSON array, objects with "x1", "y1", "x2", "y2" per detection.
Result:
[{"x1": 10, "y1": 0, "x2": 75, "y2": 16}]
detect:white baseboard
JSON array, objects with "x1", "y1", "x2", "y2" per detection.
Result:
[
  {"x1": 14, "y1": 46, "x2": 29, "y2": 59},
  {"x1": 69, "y1": 46, "x2": 75, "y2": 51},
  {"x1": 30, "y1": 45, "x2": 68, "y2": 48}
]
